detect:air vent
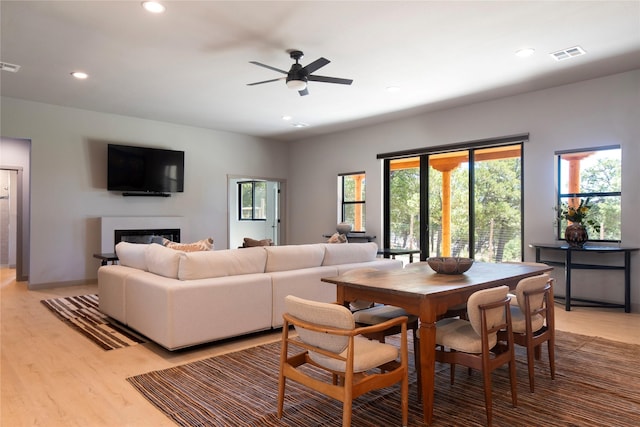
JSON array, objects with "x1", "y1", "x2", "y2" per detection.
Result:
[
  {"x1": 0, "y1": 61, "x2": 21, "y2": 72},
  {"x1": 550, "y1": 46, "x2": 586, "y2": 61}
]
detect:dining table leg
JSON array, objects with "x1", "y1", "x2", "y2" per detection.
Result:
[{"x1": 419, "y1": 319, "x2": 437, "y2": 425}]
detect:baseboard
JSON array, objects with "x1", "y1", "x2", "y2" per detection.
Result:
[{"x1": 28, "y1": 278, "x2": 97, "y2": 290}]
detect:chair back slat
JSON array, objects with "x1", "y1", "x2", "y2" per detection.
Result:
[
  {"x1": 285, "y1": 295, "x2": 354, "y2": 354},
  {"x1": 516, "y1": 274, "x2": 550, "y2": 315},
  {"x1": 467, "y1": 285, "x2": 509, "y2": 337}
]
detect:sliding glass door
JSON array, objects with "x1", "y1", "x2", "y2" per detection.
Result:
[{"x1": 384, "y1": 141, "x2": 523, "y2": 262}]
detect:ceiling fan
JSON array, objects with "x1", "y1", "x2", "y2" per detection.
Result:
[{"x1": 247, "y1": 50, "x2": 353, "y2": 96}]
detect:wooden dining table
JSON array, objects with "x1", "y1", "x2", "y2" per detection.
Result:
[{"x1": 321, "y1": 261, "x2": 552, "y2": 425}]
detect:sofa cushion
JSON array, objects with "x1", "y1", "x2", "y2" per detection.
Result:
[
  {"x1": 264, "y1": 244, "x2": 325, "y2": 272},
  {"x1": 115, "y1": 242, "x2": 148, "y2": 271},
  {"x1": 322, "y1": 242, "x2": 378, "y2": 266},
  {"x1": 178, "y1": 247, "x2": 267, "y2": 280},
  {"x1": 145, "y1": 243, "x2": 183, "y2": 279}
]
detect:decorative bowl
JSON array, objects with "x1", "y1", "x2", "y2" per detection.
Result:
[
  {"x1": 426, "y1": 257, "x2": 474, "y2": 274},
  {"x1": 336, "y1": 222, "x2": 353, "y2": 234}
]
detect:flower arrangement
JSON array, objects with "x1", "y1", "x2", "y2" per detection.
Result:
[{"x1": 558, "y1": 198, "x2": 600, "y2": 232}]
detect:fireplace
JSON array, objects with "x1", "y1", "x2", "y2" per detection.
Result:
[
  {"x1": 114, "y1": 228, "x2": 180, "y2": 246},
  {"x1": 100, "y1": 216, "x2": 186, "y2": 253}
]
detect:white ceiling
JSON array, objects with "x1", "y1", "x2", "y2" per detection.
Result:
[{"x1": 2, "y1": 1, "x2": 639, "y2": 141}]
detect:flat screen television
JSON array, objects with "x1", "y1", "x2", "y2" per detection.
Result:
[{"x1": 107, "y1": 144, "x2": 184, "y2": 194}]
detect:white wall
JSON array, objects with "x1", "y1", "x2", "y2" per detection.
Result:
[
  {"x1": 0, "y1": 98, "x2": 288, "y2": 287},
  {"x1": 289, "y1": 70, "x2": 640, "y2": 310}
]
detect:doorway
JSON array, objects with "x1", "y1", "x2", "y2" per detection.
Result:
[
  {"x1": 0, "y1": 170, "x2": 17, "y2": 267},
  {"x1": 228, "y1": 176, "x2": 285, "y2": 249},
  {"x1": 1, "y1": 137, "x2": 31, "y2": 282}
]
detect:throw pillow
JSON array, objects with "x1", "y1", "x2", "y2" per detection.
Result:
[
  {"x1": 327, "y1": 232, "x2": 347, "y2": 243},
  {"x1": 243, "y1": 237, "x2": 274, "y2": 247},
  {"x1": 163, "y1": 237, "x2": 214, "y2": 252}
]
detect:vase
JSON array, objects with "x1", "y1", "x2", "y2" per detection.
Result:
[{"x1": 565, "y1": 223, "x2": 588, "y2": 248}]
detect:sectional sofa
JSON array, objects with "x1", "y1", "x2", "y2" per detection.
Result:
[{"x1": 98, "y1": 241, "x2": 402, "y2": 350}]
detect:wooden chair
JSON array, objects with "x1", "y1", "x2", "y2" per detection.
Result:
[
  {"x1": 500, "y1": 274, "x2": 555, "y2": 393},
  {"x1": 502, "y1": 262, "x2": 550, "y2": 306},
  {"x1": 278, "y1": 295, "x2": 409, "y2": 427},
  {"x1": 342, "y1": 268, "x2": 422, "y2": 399},
  {"x1": 434, "y1": 285, "x2": 517, "y2": 426}
]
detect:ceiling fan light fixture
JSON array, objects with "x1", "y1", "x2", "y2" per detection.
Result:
[{"x1": 286, "y1": 79, "x2": 307, "y2": 91}]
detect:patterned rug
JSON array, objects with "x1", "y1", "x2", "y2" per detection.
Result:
[
  {"x1": 127, "y1": 330, "x2": 640, "y2": 426},
  {"x1": 41, "y1": 294, "x2": 145, "y2": 350}
]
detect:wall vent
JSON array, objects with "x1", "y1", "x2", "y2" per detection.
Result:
[
  {"x1": 550, "y1": 46, "x2": 586, "y2": 61},
  {"x1": 0, "y1": 62, "x2": 21, "y2": 73}
]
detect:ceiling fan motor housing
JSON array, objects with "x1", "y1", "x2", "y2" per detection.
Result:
[{"x1": 287, "y1": 63, "x2": 308, "y2": 83}]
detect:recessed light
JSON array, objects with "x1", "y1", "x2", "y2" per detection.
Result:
[
  {"x1": 291, "y1": 122, "x2": 309, "y2": 128},
  {"x1": 515, "y1": 48, "x2": 535, "y2": 58},
  {"x1": 71, "y1": 71, "x2": 89, "y2": 79},
  {"x1": 281, "y1": 115, "x2": 293, "y2": 121},
  {"x1": 142, "y1": 1, "x2": 166, "y2": 13}
]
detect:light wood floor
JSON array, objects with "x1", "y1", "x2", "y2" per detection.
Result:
[{"x1": 2, "y1": 267, "x2": 639, "y2": 426}]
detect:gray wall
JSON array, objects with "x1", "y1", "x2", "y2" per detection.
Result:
[
  {"x1": 0, "y1": 98, "x2": 288, "y2": 287},
  {"x1": 289, "y1": 70, "x2": 640, "y2": 310}
]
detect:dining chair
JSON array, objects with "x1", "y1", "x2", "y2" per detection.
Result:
[
  {"x1": 343, "y1": 268, "x2": 422, "y2": 398},
  {"x1": 502, "y1": 262, "x2": 551, "y2": 306},
  {"x1": 434, "y1": 285, "x2": 517, "y2": 426},
  {"x1": 499, "y1": 274, "x2": 555, "y2": 393},
  {"x1": 278, "y1": 295, "x2": 409, "y2": 427}
]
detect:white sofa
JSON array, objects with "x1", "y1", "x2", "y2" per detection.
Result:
[{"x1": 98, "y1": 241, "x2": 402, "y2": 350}]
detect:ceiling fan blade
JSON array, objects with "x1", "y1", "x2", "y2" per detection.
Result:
[
  {"x1": 302, "y1": 57, "x2": 330, "y2": 74},
  {"x1": 247, "y1": 77, "x2": 286, "y2": 86},
  {"x1": 308, "y1": 75, "x2": 353, "y2": 85},
  {"x1": 298, "y1": 88, "x2": 309, "y2": 96},
  {"x1": 249, "y1": 61, "x2": 288, "y2": 74}
]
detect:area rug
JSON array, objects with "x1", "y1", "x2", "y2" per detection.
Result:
[
  {"x1": 41, "y1": 294, "x2": 145, "y2": 350},
  {"x1": 127, "y1": 330, "x2": 640, "y2": 426}
]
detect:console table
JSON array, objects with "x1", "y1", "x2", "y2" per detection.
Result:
[
  {"x1": 322, "y1": 233, "x2": 376, "y2": 242},
  {"x1": 530, "y1": 243, "x2": 638, "y2": 313}
]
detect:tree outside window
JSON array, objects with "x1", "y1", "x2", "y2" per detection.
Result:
[
  {"x1": 556, "y1": 146, "x2": 621, "y2": 241},
  {"x1": 239, "y1": 180, "x2": 267, "y2": 221},
  {"x1": 339, "y1": 172, "x2": 366, "y2": 232}
]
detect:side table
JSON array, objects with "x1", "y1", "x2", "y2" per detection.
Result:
[
  {"x1": 93, "y1": 253, "x2": 119, "y2": 266},
  {"x1": 377, "y1": 248, "x2": 421, "y2": 263}
]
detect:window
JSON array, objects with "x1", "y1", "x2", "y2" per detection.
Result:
[
  {"x1": 556, "y1": 146, "x2": 621, "y2": 241},
  {"x1": 339, "y1": 172, "x2": 366, "y2": 232},
  {"x1": 380, "y1": 134, "x2": 527, "y2": 262},
  {"x1": 238, "y1": 180, "x2": 267, "y2": 221}
]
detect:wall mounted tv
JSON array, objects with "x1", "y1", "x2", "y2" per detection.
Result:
[{"x1": 107, "y1": 144, "x2": 184, "y2": 196}]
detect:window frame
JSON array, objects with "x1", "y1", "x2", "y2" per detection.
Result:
[
  {"x1": 238, "y1": 180, "x2": 267, "y2": 221},
  {"x1": 339, "y1": 171, "x2": 366, "y2": 232},
  {"x1": 555, "y1": 145, "x2": 621, "y2": 242},
  {"x1": 379, "y1": 134, "x2": 528, "y2": 261}
]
